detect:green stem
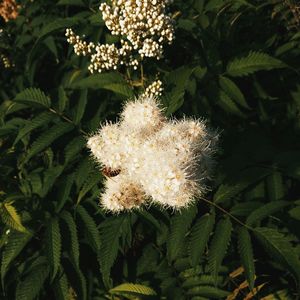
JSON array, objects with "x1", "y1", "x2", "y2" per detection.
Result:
[
  {"x1": 201, "y1": 197, "x2": 252, "y2": 230},
  {"x1": 48, "y1": 108, "x2": 88, "y2": 136}
]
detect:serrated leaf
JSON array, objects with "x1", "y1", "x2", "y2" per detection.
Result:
[
  {"x1": 16, "y1": 264, "x2": 49, "y2": 300},
  {"x1": 56, "y1": 174, "x2": 74, "y2": 213},
  {"x1": 76, "y1": 205, "x2": 101, "y2": 252},
  {"x1": 226, "y1": 51, "x2": 287, "y2": 77},
  {"x1": 64, "y1": 136, "x2": 86, "y2": 164},
  {"x1": 62, "y1": 258, "x2": 87, "y2": 300},
  {"x1": 0, "y1": 202, "x2": 27, "y2": 232},
  {"x1": 237, "y1": 227, "x2": 255, "y2": 290},
  {"x1": 187, "y1": 286, "x2": 230, "y2": 298},
  {"x1": 266, "y1": 171, "x2": 284, "y2": 202},
  {"x1": 189, "y1": 213, "x2": 215, "y2": 266},
  {"x1": 14, "y1": 88, "x2": 51, "y2": 108},
  {"x1": 25, "y1": 122, "x2": 74, "y2": 163},
  {"x1": 77, "y1": 171, "x2": 102, "y2": 205},
  {"x1": 217, "y1": 90, "x2": 245, "y2": 117},
  {"x1": 163, "y1": 66, "x2": 194, "y2": 115},
  {"x1": 14, "y1": 111, "x2": 53, "y2": 145},
  {"x1": 53, "y1": 269, "x2": 69, "y2": 300},
  {"x1": 45, "y1": 218, "x2": 62, "y2": 281},
  {"x1": 1, "y1": 231, "x2": 32, "y2": 286},
  {"x1": 58, "y1": 86, "x2": 68, "y2": 113},
  {"x1": 70, "y1": 72, "x2": 134, "y2": 98},
  {"x1": 254, "y1": 227, "x2": 300, "y2": 282},
  {"x1": 219, "y1": 76, "x2": 250, "y2": 109},
  {"x1": 214, "y1": 167, "x2": 271, "y2": 204},
  {"x1": 136, "y1": 210, "x2": 161, "y2": 231},
  {"x1": 109, "y1": 283, "x2": 157, "y2": 297},
  {"x1": 73, "y1": 89, "x2": 88, "y2": 125},
  {"x1": 208, "y1": 217, "x2": 232, "y2": 283},
  {"x1": 99, "y1": 216, "x2": 127, "y2": 287},
  {"x1": 60, "y1": 211, "x2": 80, "y2": 268},
  {"x1": 246, "y1": 201, "x2": 290, "y2": 226},
  {"x1": 28, "y1": 17, "x2": 82, "y2": 67},
  {"x1": 182, "y1": 275, "x2": 223, "y2": 288},
  {"x1": 41, "y1": 165, "x2": 64, "y2": 197},
  {"x1": 167, "y1": 205, "x2": 197, "y2": 262}
]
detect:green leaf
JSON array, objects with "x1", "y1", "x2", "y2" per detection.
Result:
[
  {"x1": 237, "y1": 227, "x2": 255, "y2": 290},
  {"x1": 1, "y1": 231, "x2": 32, "y2": 286},
  {"x1": 14, "y1": 88, "x2": 51, "y2": 108},
  {"x1": 246, "y1": 201, "x2": 290, "y2": 226},
  {"x1": 167, "y1": 205, "x2": 197, "y2": 262},
  {"x1": 53, "y1": 269, "x2": 69, "y2": 300},
  {"x1": 58, "y1": 86, "x2": 68, "y2": 113},
  {"x1": 189, "y1": 213, "x2": 215, "y2": 266},
  {"x1": 182, "y1": 275, "x2": 223, "y2": 288},
  {"x1": 41, "y1": 165, "x2": 64, "y2": 197},
  {"x1": 45, "y1": 218, "x2": 62, "y2": 281},
  {"x1": 99, "y1": 216, "x2": 127, "y2": 287},
  {"x1": 109, "y1": 283, "x2": 157, "y2": 297},
  {"x1": 289, "y1": 206, "x2": 300, "y2": 221},
  {"x1": 57, "y1": 0, "x2": 85, "y2": 6},
  {"x1": 16, "y1": 264, "x2": 49, "y2": 300},
  {"x1": 208, "y1": 217, "x2": 232, "y2": 283},
  {"x1": 217, "y1": 90, "x2": 245, "y2": 117},
  {"x1": 14, "y1": 111, "x2": 53, "y2": 145},
  {"x1": 0, "y1": 201, "x2": 27, "y2": 232},
  {"x1": 77, "y1": 170, "x2": 102, "y2": 205},
  {"x1": 28, "y1": 17, "x2": 82, "y2": 67},
  {"x1": 56, "y1": 174, "x2": 74, "y2": 213},
  {"x1": 25, "y1": 122, "x2": 74, "y2": 163},
  {"x1": 73, "y1": 89, "x2": 88, "y2": 125},
  {"x1": 163, "y1": 66, "x2": 194, "y2": 115},
  {"x1": 43, "y1": 36, "x2": 58, "y2": 58},
  {"x1": 186, "y1": 286, "x2": 230, "y2": 298},
  {"x1": 219, "y1": 76, "x2": 250, "y2": 109},
  {"x1": 60, "y1": 211, "x2": 80, "y2": 268},
  {"x1": 64, "y1": 136, "x2": 86, "y2": 164},
  {"x1": 71, "y1": 72, "x2": 134, "y2": 98},
  {"x1": 266, "y1": 171, "x2": 284, "y2": 202},
  {"x1": 254, "y1": 227, "x2": 300, "y2": 282},
  {"x1": 136, "y1": 210, "x2": 162, "y2": 231},
  {"x1": 226, "y1": 51, "x2": 287, "y2": 77},
  {"x1": 214, "y1": 167, "x2": 271, "y2": 204},
  {"x1": 76, "y1": 205, "x2": 101, "y2": 253},
  {"x1": 62, "y1": 258, "x2": 87, "y2": 300}
]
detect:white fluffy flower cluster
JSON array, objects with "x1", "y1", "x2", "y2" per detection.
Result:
[
  {"x1": 87, "y1": 95, "x2": 218, "y2": 212},
  {"x1": 65, "y1": 0, "x2": 174, "y2": 73}
]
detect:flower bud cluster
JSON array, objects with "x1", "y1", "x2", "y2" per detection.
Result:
[
  {"x1": 65, "y1": 28, "x2": 95, "y2": 56},
  {"x1": 142, "y1": 80, "x2": 163, "y2": 98},
  {"x1": 100, "y1": 0, "x2": 174, "y2": 59},
  {"x1": 0, "y1": 0, "x2": 19, "y2": 22},
  {"x1": 87, "y1": 94, "x2": 218, "y2": 212},
  {"x1": 1, "y1": 54, "x2": 13, "y2": 68},
  {"x1": 66, "y1": 0, "x2": 174, "y2": 73}
]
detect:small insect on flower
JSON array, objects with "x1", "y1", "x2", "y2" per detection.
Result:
[{"x1": 102, "y1": 166, "x2": 121, "y2": 177}]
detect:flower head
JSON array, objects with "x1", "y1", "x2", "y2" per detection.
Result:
[
  {"x1": 0, "y1": 0, "x2": 19, "y2": 22},
  {"x1": 87, "y1": 94, "x2": 218, "y2": 212}
]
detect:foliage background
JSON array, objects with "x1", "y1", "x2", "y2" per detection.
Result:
[{"x1": 1, "y1": 0, "x2": 300, "y2": 299}]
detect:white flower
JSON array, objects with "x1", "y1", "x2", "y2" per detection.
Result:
[
  {"x1": 66, "y1": 0, "x2": 175, "y2": 73},
  {"x1": 120, "y1": 94, "x2": 165, "y2": 134},
  {"x1": 101, "y1": 175, "x2": 145, "y2": 212},
  {"x1": 87, "y1": 94, "x2": 218, "y2": 212}
]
